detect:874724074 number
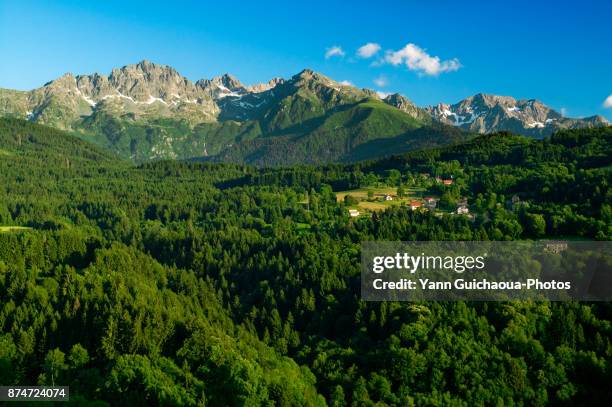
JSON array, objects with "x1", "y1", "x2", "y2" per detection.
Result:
[{"x1": 0, "y1": 386, "x2": 69, "y2": 401}]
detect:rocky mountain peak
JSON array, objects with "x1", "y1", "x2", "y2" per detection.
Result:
[
  {"x1": 116, "y1": 60, "x2": 178, "y2": 76},
  {"x1": 462, "y1": 93, "x2": 513, "y2": 109},
  {"x1": 289, "y1": 69, "x2": 347, "y2": 92},
  {"x1": 42, "y1": 73, "x2": 76, "y2": 89},
  {"x1": 296, "y1": 68, "x2": 315, "y2": 78},
  {"x1": 213, "y1": 74, "x2": 246, "y2": 92},
  {"x1": 290, "y1": 69, "x2": 336, "y2": 87},
  {"x1": 383, "y1": 93, "x2": 430, "y2": 121},
  {"x1": 384, "y1": 93, "x2": 416, "y2": 108},
  {"x1": 195, "y1": 74, "x2": 247, "y2": 99},
  {"x1": 109, "y1": 60, "x2": 187, "y2": 85},
  {"x1": 135, "y1": 59, "x2": 157, "y2": 71},
  {"x1": 590, "y1": 115, "x2": 610, "y2": 124},
  {"x1": 247, "y1": 77, "x2": 285, "y2": 93},
  {"x1": 104, "y1": 60, "x2": 195, "y2": 102}
]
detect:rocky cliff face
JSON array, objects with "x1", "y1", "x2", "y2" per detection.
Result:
[
  {"x1": 247, "y1": 78, "x2": 285, "y2": 93},
  {"x1": 383, "y1": 93, "x2": 431, "y2": 122}
]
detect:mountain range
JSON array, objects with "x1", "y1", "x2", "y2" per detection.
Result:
[
  {"x1": 0, "y1": 60, "x2": 608, "y2": 164},
  {"x1": 427, "y1": 94, "x2": 608, "y2": 137}
]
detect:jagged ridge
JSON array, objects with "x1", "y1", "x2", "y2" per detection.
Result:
[
  {"x1": 427, "y1": 93, "x2": 608, "y2": 137},
  {"x1": 0, "y1": 61, "x2": 608, "y2": 163}
]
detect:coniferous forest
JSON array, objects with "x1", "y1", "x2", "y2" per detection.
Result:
[{"x1": 0, "y1": 117, "x2": 611, "y2": 406}]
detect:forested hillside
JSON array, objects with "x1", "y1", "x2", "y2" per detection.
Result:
[{"x1": 0, "y1": 118, "x2": 611, "y2": 406}]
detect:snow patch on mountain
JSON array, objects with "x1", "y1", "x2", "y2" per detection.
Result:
[
  {"x1": 145, "y1": 95, "x2": 168, "y2": 105},
  {"x1": 82, "y1": 95, "x2": 96, "y2": 107}
]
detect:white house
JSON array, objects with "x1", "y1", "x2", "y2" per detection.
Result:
[{"x1": 349, "y1": 209, "x2": 360, "y2": 217}]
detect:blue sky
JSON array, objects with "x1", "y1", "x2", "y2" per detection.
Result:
[{"x1": 1, "y1": 0, "x2": 611, "y2": 119}]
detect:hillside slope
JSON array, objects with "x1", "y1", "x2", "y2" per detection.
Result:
[{"x1": 0, "y1": 117, "x2": 119, "y2": 165}]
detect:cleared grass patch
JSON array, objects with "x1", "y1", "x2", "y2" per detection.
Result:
[
  {"x1": 336, "y1": 187, "x2": 399, "y2": 202},
  {"x1": 0, "y1": 226, "x2": 32, "y2": 232},
  {"x1": 357, "y1": 201, "x2": 389, "y2": 211}
]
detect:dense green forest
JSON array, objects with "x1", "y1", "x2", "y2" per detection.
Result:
[{"x1": 0, "y1": 117, "x2": 611, "y2": 406}]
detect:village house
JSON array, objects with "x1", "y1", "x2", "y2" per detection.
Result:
[
  {"x1": 443, "y1": 179, "x2": 453, "y2": 186},
  {"x1": 348, "y1": 209, "x2": 360, "y2": 217},
  {"x1": 384, "y1": 194, "x2": 393, "y2": 201},
  {"x1": 409, "y1": 201, "x2": 423, "y2": 211},
  {"x1": 455, "y1": 198, "x2": 469, "y2": 214},
  {"x1": 457, "y1": 205, "x2": 469, "y2": 215},
  {"x1": 424, "y1": 197, "x2": 437, "y2": 210}
]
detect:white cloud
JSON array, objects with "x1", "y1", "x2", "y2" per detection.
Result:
[
  {"x1": 384, "y1": 43, "x2": 461, "y2": 76},
  {"x1": 560, "y1": 107, "x2": 568, "y2": 116},
  {"x1": 339, "y1": 80, "x2": 354, "y2": 87},
  {"x1": 357, "y1": 42, "x2": 381, "y2": 58},
  {"x1": 603, "y1": 95, "x2": 612, "y2": 108},
  {"x1": 376, "y1": 91, "x2": 390, "y2": 99},
  {"x1": 325, "y1": 46, "x2": 345, "y2": 59},
  {"x1": 373, "y1": 75, "x2": 388, "y2": 87}
]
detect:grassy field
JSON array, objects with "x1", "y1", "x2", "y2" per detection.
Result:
[
  {"x1": 336, "y1": 187, "x2": 398, "y2": 202},
  {"x1": 0, "y1": 226, "x2": 32, "y2": 232},
  {"x1": 296, "y1": 222, "x2": 311, "y2": 231},
  {"x1": 337, "y1": 186, "x2": 431, "y2": 214},
  {"x1": 357, "y1": 201, "x2": 392, "y2": 211}
]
